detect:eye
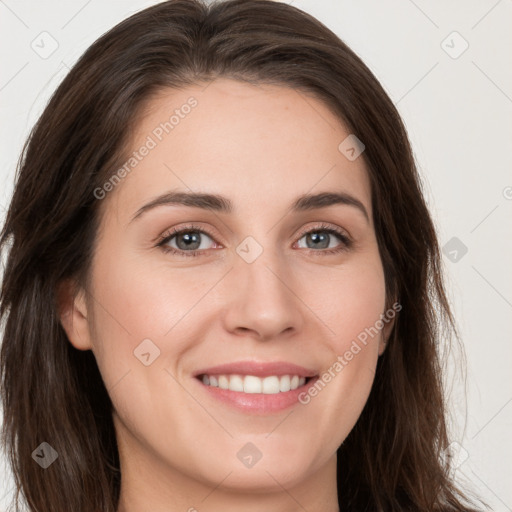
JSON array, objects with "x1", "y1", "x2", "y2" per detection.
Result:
[
  {"x1": 294, "y1": 222, "x2": 352, "y2": 255},
  {"x1": 156, "y1": 222, "x2": 352, "y2": 258},
  {"x1": 157, "y1": 224, "x2": 218, "y2": 257}
]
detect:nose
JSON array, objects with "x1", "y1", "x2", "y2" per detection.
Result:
[{"x1": 221, "y1": 249, "x2": 305, "y2": 341}]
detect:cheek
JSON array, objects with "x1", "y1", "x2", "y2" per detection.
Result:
[
  {"x1": 306, "y1": 250, "x2": 387, "y2": 353},
  {"x1": 85, "y1": 251, "x2": 209, "y2": 455},
  {"x1": 89, "y1": 248, "x2": 210, "y2": 349},
  {"x1": 83, "y1": 246, "x2": 176, "y2": 391},
  {"x1": 295, "y1": 253, "x2": 386, "y2": 433}
]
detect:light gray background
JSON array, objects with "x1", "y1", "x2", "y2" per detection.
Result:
[{"x1": 1, "y1": 1, "x2": 511, "y2": 510}]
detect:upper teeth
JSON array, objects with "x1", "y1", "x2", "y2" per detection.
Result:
[{"x1": 202, "y1": 374, "x2": 307, "y2": 394}]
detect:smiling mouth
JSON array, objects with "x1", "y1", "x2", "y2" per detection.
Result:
[{"x1": 197, "y1": 374, "x2": 315, "y2": 394}]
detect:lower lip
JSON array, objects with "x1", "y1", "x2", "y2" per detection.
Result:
[{"x1": 195, "y1": 377, "x2": 319, "y2": 414}]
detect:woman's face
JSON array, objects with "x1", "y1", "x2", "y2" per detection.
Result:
[{"x1": 61, "y1": 78, "x2": 393, "y2": 501}]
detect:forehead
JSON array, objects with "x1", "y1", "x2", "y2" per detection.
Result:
[{"x1": 105, "y1": 78, "x2": 372, "y2": 222}]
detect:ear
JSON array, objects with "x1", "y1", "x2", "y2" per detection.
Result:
[
  {"x1": 378, "y1": 301, "x2": 399, "y2": 356},
  {"x1": 56, "y1": 279, "x2": 93, "y2": 351},
  {"x1": 378, "y1": 320, "x2": 393, "y2": 356}
]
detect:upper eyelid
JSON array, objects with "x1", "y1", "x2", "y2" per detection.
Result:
[{"x1": 297, "y1": 223, "x2": 350, "y2": 238}]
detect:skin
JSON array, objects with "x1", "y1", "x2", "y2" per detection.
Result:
[{"x1": 59, "y1": 78, "x2": 395, "y2": 512}]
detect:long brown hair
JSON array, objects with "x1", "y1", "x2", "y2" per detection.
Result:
[{"x1": 0, "y1": 1, "x2": 487, "y2": 510}]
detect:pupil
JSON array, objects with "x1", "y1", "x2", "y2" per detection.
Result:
[{"x1": 308, "y1": 232, "x2": 329, "y2": 249}]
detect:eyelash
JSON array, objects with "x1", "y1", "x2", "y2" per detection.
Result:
[{"x1": 156, "y1": 222, "x2": 353, "y2": 258}]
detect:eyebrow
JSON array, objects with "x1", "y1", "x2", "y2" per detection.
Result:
[{"x1": 130, "y1": 190, "x2": 369, "y2": 223}]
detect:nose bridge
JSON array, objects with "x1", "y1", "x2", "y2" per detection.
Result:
[
  {"x1": 236, "y1": 233, "x2": 290, "y2": 302},
  {"x1": 221, "y1": 231, "x2": 304, "y2": 339}
]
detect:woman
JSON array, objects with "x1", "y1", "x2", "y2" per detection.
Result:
[{"x1": 0, "y1": 0, "x2": 487, "y2": 510}]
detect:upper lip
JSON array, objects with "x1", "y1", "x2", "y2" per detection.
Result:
[{"x1": 193, "y1": 361, "x2": 318, "y2": 378}]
